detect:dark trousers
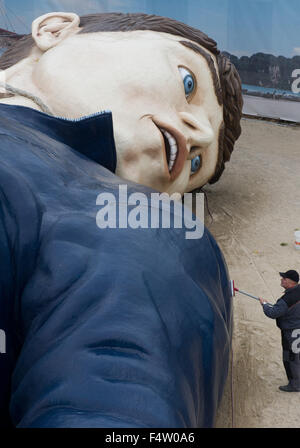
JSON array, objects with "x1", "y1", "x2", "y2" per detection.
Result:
[{"x1": 281, "y1": 329, "x2": 300, "y2": 390}]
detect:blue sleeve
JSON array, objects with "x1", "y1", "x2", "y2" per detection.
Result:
[{"x1": 262, "y1": 299, "x2": 288, "y2": 319}]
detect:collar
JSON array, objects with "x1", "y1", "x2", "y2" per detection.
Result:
[
  {"x1": 285, "y1": 284, "x2": 299, "y2": 293},
  {"x1": 0, "y1": 103, "x2": 117, "y2": 173}
]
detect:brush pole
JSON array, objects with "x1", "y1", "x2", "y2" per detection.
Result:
[{"x1": 235, "y1": 288, "x2": 260, "y2": 301}]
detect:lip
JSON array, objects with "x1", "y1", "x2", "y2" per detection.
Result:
[{"x1": 152, "y1": 118, "x2": 188, "y2": 181}]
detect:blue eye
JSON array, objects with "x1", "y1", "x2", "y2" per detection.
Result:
[
  {"x1": 191, "y1": 155, "x2": 201, "y2": 173},
  {"x1": 178, "y1": 67, "x2": 195, "y2": 98},
  {"x1": 184, "y1": 75, "x2": 194, "y2": 96}
]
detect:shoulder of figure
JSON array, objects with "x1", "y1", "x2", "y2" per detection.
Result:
[
  {"x1": 277, "y1": 296, "x2": 289, "y2": 306},
  {"x1": 281, "y1": 293, "x2": 299, "y2": 308}
]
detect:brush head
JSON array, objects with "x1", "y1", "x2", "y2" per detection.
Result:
[{"x1": 230, "y1": 280, "x2": 235, "y2": 297}]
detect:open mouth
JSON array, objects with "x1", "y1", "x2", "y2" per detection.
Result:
[
  {"x1": 160, "y1": 128, "x2": 178, "y2": 172},
  {"x1": 152, "y1": 119, "x2": 188, "y2": 180}
]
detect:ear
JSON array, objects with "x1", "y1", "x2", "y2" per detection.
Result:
[{"x1": 32, "y1": 12, "x2": 80, "y2": 52}]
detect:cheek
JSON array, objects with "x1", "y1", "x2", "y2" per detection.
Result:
[{"x1": 114, "y1": 119, "x2": 165, "y2": 179}]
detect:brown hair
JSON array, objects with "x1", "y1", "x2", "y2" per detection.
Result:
[{"x1": 0, "y1": 12, "x2": 243, "y2": 184}]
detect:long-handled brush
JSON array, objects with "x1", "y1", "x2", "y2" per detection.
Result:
[{"x1": 230, "y1": 280, "x2": 261, "y2": 302}]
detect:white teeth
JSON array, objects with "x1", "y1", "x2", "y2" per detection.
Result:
[{"x1": 161, "y1": 128, "x2": 178, "y2": 172}]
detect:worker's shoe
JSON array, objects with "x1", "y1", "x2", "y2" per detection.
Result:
[{"x1": 278, "y1": 384, "x2": 300, "y2": 392}]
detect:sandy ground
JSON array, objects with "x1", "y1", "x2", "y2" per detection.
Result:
[{"x1": 204, "y1": 118, "x2": 300, "y2": 428}]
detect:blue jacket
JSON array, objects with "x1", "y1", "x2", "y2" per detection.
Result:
[{"x1": 0, "y1": 104, "x2": 232, "y2": 428}]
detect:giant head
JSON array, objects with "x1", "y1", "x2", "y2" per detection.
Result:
[{"x1": 0, "y1": 12, "x2": 243, "y2": 195}]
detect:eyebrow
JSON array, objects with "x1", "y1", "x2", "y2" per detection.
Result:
[{"x1": 179, "y1": 40, "x2": 223, "y2": 106}]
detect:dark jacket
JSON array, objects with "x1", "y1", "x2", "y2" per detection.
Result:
[
  {"x1": 262, "y1": 285, "x2": 300, "y2": 329},
  {"x1": 0, "y1": 104, "x2": 232, "y2": 428}
]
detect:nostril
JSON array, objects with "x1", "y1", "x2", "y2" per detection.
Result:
[
  {"x1": 180, "y1": 112, "x2": 199, "y2": 130},
  {"x1": 185, "y1": 121, "x2": 197, "y2": 130},
  {"x1": 179, "y1": 112, "x2": 214, "y2": 143}
]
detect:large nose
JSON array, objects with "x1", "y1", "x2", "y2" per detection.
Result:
[{"x1": 179, "y1": 111, "x2": 214, "y2": 150}]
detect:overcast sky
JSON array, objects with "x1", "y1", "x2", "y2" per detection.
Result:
[{"x1": 0, "y1": 0, "x2": 299, "y2": 57}]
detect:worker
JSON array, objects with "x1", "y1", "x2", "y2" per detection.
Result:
[{"x1": 259, "y1": 270, "x2": 300, "y2": 392}]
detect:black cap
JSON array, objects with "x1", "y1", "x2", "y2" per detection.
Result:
[{"x1": 279, "y1": 270, "x2": 299, "y2": 283}]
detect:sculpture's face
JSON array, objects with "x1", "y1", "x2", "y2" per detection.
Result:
[{"x1": 27, "y1": 27, "x2": 224, "y2": 195}]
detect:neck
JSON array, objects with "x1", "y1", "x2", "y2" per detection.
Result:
[
  {"x1": 286, "y1": 283, "x2": 297, "y2": 290},
  {"x1": 0, "y1": 50, "x2": 52, "y2": 114},
  {"x1": 0, "y1": 83, "x2": 52, "y2": 115}
]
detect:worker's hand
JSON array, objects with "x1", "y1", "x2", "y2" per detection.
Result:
[{"x1": 259, "y1": 297, "x2": 266, "y2": 305}]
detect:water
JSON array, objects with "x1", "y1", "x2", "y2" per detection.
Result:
[{"x1": 243, "y1": 83, "x2": 300, "y2": 97}]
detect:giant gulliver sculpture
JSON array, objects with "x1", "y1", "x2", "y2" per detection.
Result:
[{"x1": 0, "y1": 12, "x2": 243, "y2": 428}]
